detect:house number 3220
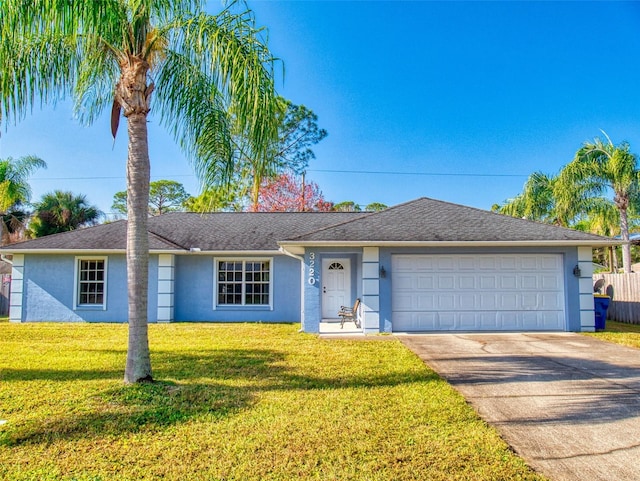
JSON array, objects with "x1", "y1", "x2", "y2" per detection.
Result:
[{"x1": 308, "y1": 252, "x2": 316, "y2": 285}]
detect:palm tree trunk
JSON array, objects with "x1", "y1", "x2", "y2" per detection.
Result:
[
  {"x1": 124, "y1": 112, "x2": 152, "y2": 383},
  {"x1": 619, "y1": 206, "x2": 632, "y2": 274}
]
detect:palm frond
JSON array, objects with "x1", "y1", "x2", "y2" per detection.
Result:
[
  {"x1": 170, "y1": 7, "x2": 280, "y2": 160},
  {"x1": 0, "y1": 156, "x2": 47, "y2": 212},
  {"x1": 153, "y1": 6, "x2": 280, "y2": 187},
  {"x1": 154, "y1": 49, "x2": 235, "y2": 187}
]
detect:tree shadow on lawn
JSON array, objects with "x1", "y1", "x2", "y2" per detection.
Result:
[
  {"x1": 1, "y1": 367, "x2": 123, "y2": 382},
  {"x1": 2, "y1": 346, "x2": 437, "y2": 446}
]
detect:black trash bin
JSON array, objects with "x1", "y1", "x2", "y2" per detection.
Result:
[{"x1": 594, "y1": 295, "x2": 610, "y2": 331}]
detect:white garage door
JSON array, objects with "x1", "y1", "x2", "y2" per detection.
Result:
[{"x1": 392, "y1": 254, "x2": 566, "y2": 331}]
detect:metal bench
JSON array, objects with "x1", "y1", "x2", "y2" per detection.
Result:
[{"x1": 338, "y1": 298, "x2": 361, "y2": 328}]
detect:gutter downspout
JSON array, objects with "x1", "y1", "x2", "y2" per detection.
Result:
[
  {"x1": 278, "y1": 246, "x2": 304, "y2": 262},
  {"x1": 1, "y1": 254, "x2": 13, "y2": 265},
  {"x1": 279, "y1": 247, "x2": 306, "y2": 332}
]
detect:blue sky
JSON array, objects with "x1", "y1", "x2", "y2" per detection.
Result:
[{"x1": 1, "y1": 1, "x2": 640, "y2": 216}]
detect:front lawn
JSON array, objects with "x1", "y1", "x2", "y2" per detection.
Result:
[
  {"x1": 0, "y1": 323, "x2": 544, "y2": 481},
  {"x1": 585, "y1": 320, "x2": 640, "y2": 349}
]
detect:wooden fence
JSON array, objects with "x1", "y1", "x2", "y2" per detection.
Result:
[
  {"x1": 0, "y1": 274, "x2": 9, "y2": 316},
  {"x1": 592, "y1": 273, "x2": 640, "y2": 324}
]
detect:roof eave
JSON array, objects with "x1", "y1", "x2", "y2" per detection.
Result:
[
  {"x1": 0, "y1": 248, "x2": 284, "y2": 255},
  {"x1": 172, "y1": 249, "x2": 283, "y2": 256},
  {"x1": 0, "y1": 248, "x2": 129, "y2": 255},
  {"x1": 278, "y1": 239, "x2": 619, "y2": 248}
]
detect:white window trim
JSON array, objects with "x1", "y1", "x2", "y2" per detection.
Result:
[
  {"x1": 213, "y1": 257, "x2": 273, "y2": 310},
  {"x1": 73, "y1": 256, "x2": 108, "y2": 310}
]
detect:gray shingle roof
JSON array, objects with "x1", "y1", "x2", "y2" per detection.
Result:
[
  {"x1": 1, "y1": 211, "x2": 366, "y2": 251},
  {"x1": 0, "y1": 197, "x2": 613, "y2": 252},
  {"x1": 281, "y1": 197, "x2": 613, "y2": 244}
]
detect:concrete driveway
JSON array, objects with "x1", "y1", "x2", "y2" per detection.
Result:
[{"x1": 398, "y1": 333, "x2": 640, "y2": 481}]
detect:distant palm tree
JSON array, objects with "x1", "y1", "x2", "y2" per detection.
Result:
[
  {"x1": 0, "y1": 156, "x2": 47, "y2": 244},
  {"x1": 572, "y1": 199, "x2": 622, "y2": 271},
  {"x1": 492, "y1": 172, "x2": 572, "y2": 225},
  {"x1": 333, "y1": 201, "x2": 362, "y2": 212},
  {"x1": 184, "y1": 186, "x2": 242, "y2": 212},
  {"x1": 30, "y1": 191, "x2": 102, "y2": 237},
  {"x1": 556, "y1": 133, "x2": 640, "y2": 273},
  {"x1": 365, "y1": 202, "x2": 388, "y2": 212},
  {"x1": 0, "y1": 2, "x2": 279, "y2": 382},
  {"x1": 2, "y1": 209, "x2": 30, "y2": 245}
]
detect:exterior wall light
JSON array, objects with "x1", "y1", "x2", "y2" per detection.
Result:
[
  {"x1": 379, "y1": 266, "x2": 386, "y2": 278},
  {"x1": 573, "y1": 265, "x2": 581, "y2": 277}
]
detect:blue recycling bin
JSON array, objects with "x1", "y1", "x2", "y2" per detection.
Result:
[{"x1": 594, "y1": 295, "x2": 610, "y2": 331}]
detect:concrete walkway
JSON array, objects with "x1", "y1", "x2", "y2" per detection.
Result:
[{"x1": 398, "y1": 333, "x2": 640, "y2": 481}]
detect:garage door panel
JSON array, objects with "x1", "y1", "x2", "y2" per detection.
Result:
[
  {"x1": 521, "y1": 293, "x2": 538, "y2": 309},
  {"x1": 392, "y1": 294, "x2": 415, "y2": 311},
  {"x1": 458, "y1": 293, "x2": 476, "y2": 309},
  {"x1": 438, "y1": 276, "x2": 455, "y2": 289},
  {"x1": 459, "y1": 258, "x2": 475, "y2": 270},
  {"x1": 393, "y1": 312, "x2": 438, "y2": 331},
  {"x1": 540, "y1": 256, "x2": 561, "y2": 269},
  {"x1": 541, "y1": 275, "x2": 560, "y2": 289},
  {"x1": 417, "y1": 294, "x2": 435, "y2": 310},
  {"x1": 499, "y1": 293, "x2": 519, "y2": 309},
  {"x1": 479, "y1": 257, "x2": 496, "y2": 269},
  {"x1": 479, "y1": 293, "x2": 497, "y2": 309},
  {"x1": 479, "y1": 276, "x2": 497, "y2": 289},
  {"x1": 438, "y1": 312, "x2": 456, "y2": 329},
  {"x1": 392, "y1": 254, "x2": 566, "y2": 332},
  {"x1": 497, "y1": 312, "x2": 520, "y2": 329},
  {"x1": 459, "y1": 313, "x2": 478, "y2": 329},
  {"x1": 541, "y1": 292, "x2": 563, "y2": 309},
  {"x1": 438, "y1": 294, "x2": 456, "y2": 310},
  {"x1": 395, "y1": 257, "x2": 416, "y2": 270},
  {"x1": 520, "y1": 256, "x2": 538, "y2": 269},
  {"x1": 541, "y1": 311, "x2": 563, "y2": 328},
  {"x1": 418, "y1": 313, "x2": 438, "y2": 329},
  {"x1": 480, "y1": 312, "x2": 499, "y2": 329},
  {"x1": 415, "y1": 257, "x2": 435, "y2": 270},
  {"x1": 500, "y1": 257, "x2": 517, "y2": 269},
  {"x1": 437, "y1": 257, "x2": 455, "y2": 270},
  {"x1": 394, "y1": 275, "x2": 414, "y2": 290},
  {"x1": 500, "y1": 275, "x2": 517, "y2": 289},
  {"x1": 417, "y1": 275, "x2": 434, "y2": 289},
  {"x1": 521, "y1": 311, "x2": 538, "y2": 327},
  {"x1": 458, "y1": 275, "x2": 475, "y2": 289}
]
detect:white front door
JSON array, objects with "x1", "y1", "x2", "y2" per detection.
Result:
[{"x1": 322, "y1": 258, "x2": 351, "y2": 318}]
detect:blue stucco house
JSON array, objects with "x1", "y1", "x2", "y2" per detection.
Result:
[{"x1": 0, "y1": 197, "x2": 615, "y2": 333}]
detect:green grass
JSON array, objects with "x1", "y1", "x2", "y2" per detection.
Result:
[
  {"x1": 0, "y1": 323, "x2": 545, "y2": 481},
  {"x1": 584, "y1": 320, "x2": 640, "y2": 348}
]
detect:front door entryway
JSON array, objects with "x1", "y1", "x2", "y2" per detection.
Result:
[{"x1": 321, "y1": 258, "x2": 351, "y2": 318}]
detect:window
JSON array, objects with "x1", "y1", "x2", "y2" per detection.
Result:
[
  {"x1": 217, "y1": 259, "x2": 271, "y2": 306},
  {"x1": 76, "y1": 258, "x2": 106, "y2": 308}
]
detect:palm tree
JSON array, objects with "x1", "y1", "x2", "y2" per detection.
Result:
[
  {"x1": 492, "y1": 171, "x2": 574, "y2": 226},
  {"x1": 184, "y1": 186, "x2": 242, "y2": 212},
  {"x1": 572, "y1": 198, "x2": 621, "y2": 271},
  {"x1": 365, "y1": 202, "x2": 388, "y2": 212},
  {"x1": 0, "y1": 156, "x2": 47, "y2": 244},
  {"x1": 556, "y1": 133, "x2": 640, "y2": 273},
  {"x1": 333, "y1": 201, "x2": 362, "y2": 212},
  {"x1": 29, "y1": 191, "x2": 102, "y2": 237},
  {"x1": 0, "y1": 2, "x2": 279, "y2": 382}
]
